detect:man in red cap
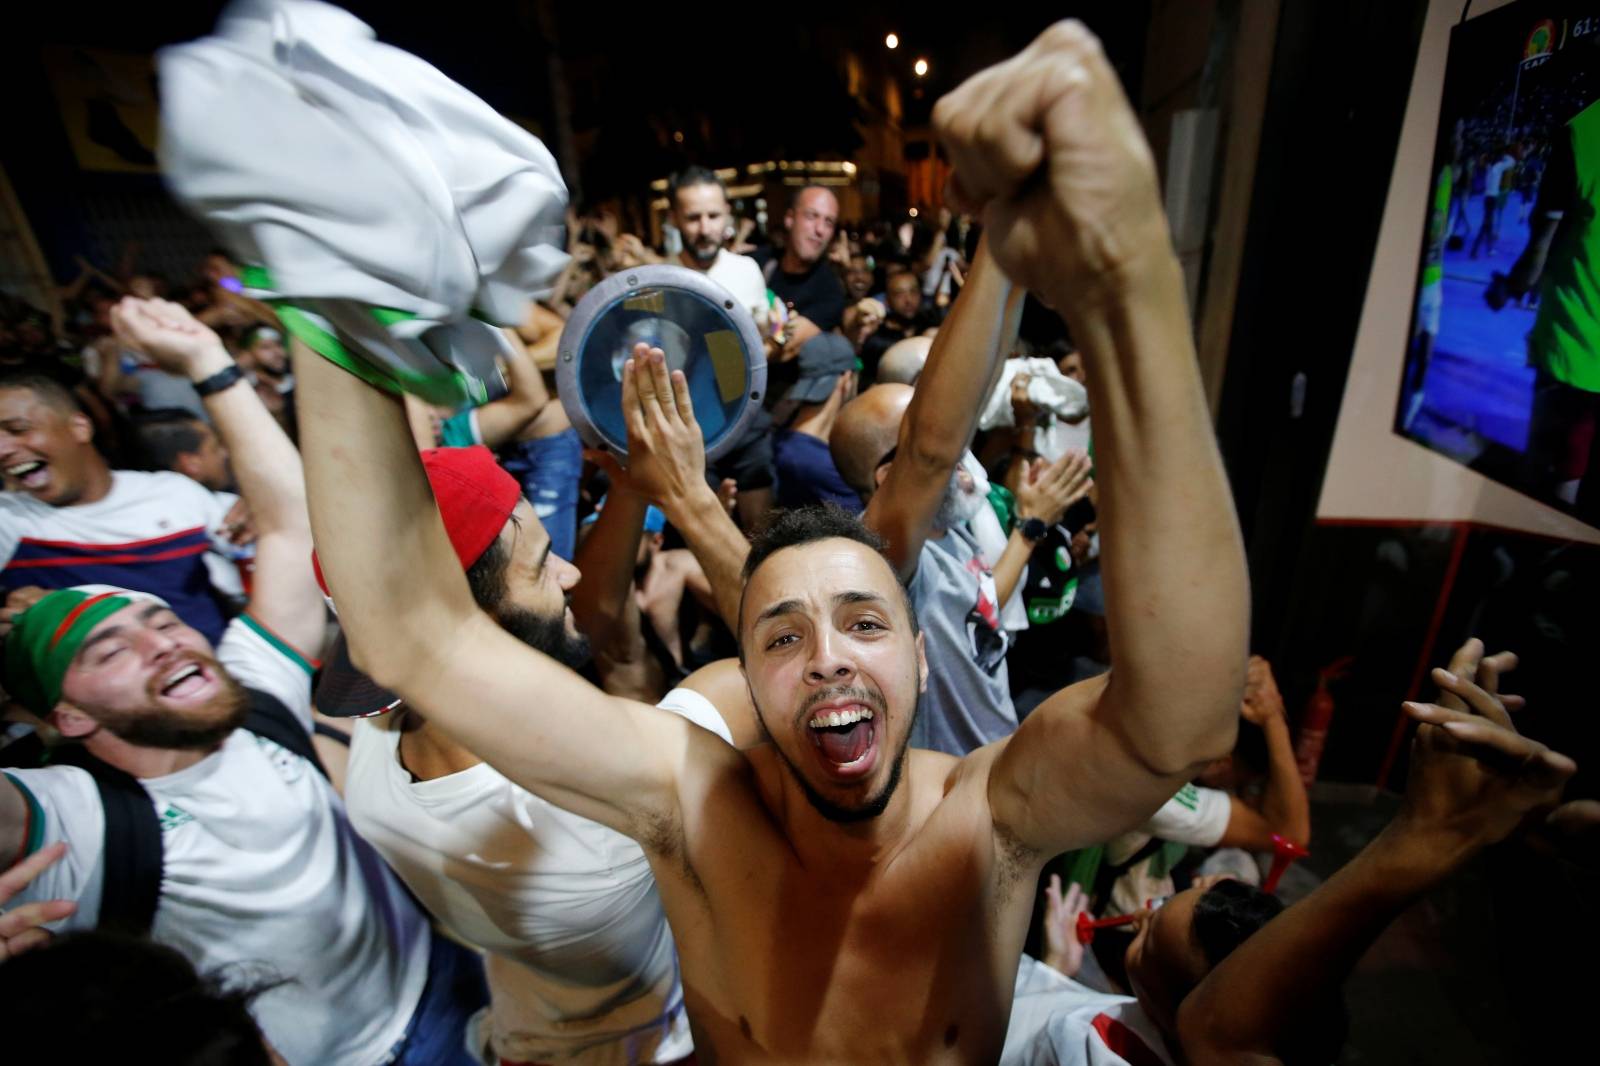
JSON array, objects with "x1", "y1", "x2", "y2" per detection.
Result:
[
  {"x1": 0, "y1": 299, "x2": 487, "y2": 1065},
  {"x1": 322, "y1": 440, "x2": 731, "y2": 1064}
]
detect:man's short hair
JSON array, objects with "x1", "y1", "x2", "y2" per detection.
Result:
[
  {"x1": 0, "y1": 930, "x2": 283, "y2": 1065},
  {"x1": 1192, "y1": 879, "x2": 1283, "y2": 968},
  {"x1": 669, "y1": 166, "x2": 728, "y2": 208},
  {"x1": 1191, "y1": 880, "x2": 1348, "y2": 1061},
  {"x1": 132, "y1": 409, "x2": 208, "y2": 472},
  {"x1": 737, "y1": 505, "x2": 918, "y2": 654},
  {"x1": 0, "y1": 370, "x2": 80, "y2": 416}
]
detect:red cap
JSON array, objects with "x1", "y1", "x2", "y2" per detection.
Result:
[
  {"x1": 312, "y1": 445, "x2": 520, "y2": 597},
  {"x1": 311, "y1": 446, "x2": 521, "y2": 719}
]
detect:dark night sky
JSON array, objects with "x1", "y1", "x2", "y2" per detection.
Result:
[{"x1": 13, "y1": 2, "x2": 1151, "y2": 203}]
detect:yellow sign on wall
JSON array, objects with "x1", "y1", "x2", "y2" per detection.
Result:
[{"x1": 42, "y1": 47, "x2": 160, "y2": 174}]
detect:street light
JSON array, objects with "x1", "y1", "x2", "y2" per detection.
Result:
[
  {"x1": 885, "y1": 33, "x2": 899, "y2": 50},
  {"x1": 913, "y1": 57, "x2": 929, "y2": 77}
]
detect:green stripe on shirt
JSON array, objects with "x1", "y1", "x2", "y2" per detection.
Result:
[
  {"x1": 240, "y1": 615, "x2": 316, "y2": 676},
  {"x1": 4, "y1": 772, "x2": 47, "y2": 859}
]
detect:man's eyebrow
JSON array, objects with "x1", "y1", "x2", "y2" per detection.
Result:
[
  {"x1": 755, "y1": 598, "x2": 805, "y2": 626},
  {"x1": 77, "y1": 624, "x2": 126, "y2": 659},
  {"x1": 834, "y1": 590, "x2": 889, "y2": 608},
  {"x1": 75, "y1": 603, "x2": 169, "y2": 661}
]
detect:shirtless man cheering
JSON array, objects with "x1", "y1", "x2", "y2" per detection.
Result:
[{"x1": 300, "y1": 23, "x2": 1247, "y2": 1064}]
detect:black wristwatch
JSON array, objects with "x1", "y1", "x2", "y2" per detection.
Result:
[
  {"x1": 193, "y1": 363, "x2": 245, "y2": 398},
  {"x1": 1016, "y1": 516, "x2": 1049, "y2": 542}
]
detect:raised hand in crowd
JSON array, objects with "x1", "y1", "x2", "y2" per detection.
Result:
[
  {"x1": 993, "y1": 448, "x2": 1093, "y2": 606},
  {"x1": 1017, "y1": 449, "x2": 1094, "y2": 529},
  {"x1": 111, "y1": 296, "x2": 325, "y2": 658},
  {"x1": 586, "y1": 343, "x2": 747, "y2": 630},
  {"x1": 780, "y1": 313, "x2": 823, "y2": 362},
  {"x1": 111, "y1": 297, "x2": 235, "y2": 381},
  {"x1": 220, "y1": 496, "x2": 256, "y2": 547},
  {"x1": 1040, "y1": 873, "x2": 1090, "y2": 978},
  {"x1": 842, "y1": 298, "x2": 885, "y2": 351},
  {"x1": 0, "y1": 586, "x2": 51, "y2": 642},
  {"x1": 0, "y1": 843, "x2": 75, "y2": 962},
  {"x1": 937, "y1": 23, "x2": 1169, "y2": 307},
  {"x1": 1176, "y1": 637, "x2": 1577, "y2": 1064},
  {"x1": 1240, "y1": 654, "x2": 1285, "y2": 726}
]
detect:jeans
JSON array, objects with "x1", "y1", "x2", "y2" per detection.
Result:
[
  {"x1": 389, "y1": 933, "x2": 490, "y2": 1066},
  {"x1": 500, "y1": 429, "x2": 583, "y2": 561}
]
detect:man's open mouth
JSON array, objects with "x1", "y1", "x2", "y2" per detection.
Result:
[
  {"x1": 6, "y1": 459, "x2": 49, "y2": 490},
  {"x1": 806, "y1": 702, "x2": 880, "y2": 777},
  {"x1": 159, "y1": 662, "x2": 213, "y2": 701}
]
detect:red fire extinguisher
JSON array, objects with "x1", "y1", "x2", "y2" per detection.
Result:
[{"x1": 1295, "y1": 657, "x2": 1354, "y2": 788}]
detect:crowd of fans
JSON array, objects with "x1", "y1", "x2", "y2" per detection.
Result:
[{"x1": 0, "y1": 17, "x2": 1589, "y2": 1066}]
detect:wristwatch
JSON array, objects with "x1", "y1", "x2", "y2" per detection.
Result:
[
  {"x1": 193, "y1": 363, "x2": 245, "y2": 398},
  {"x1": 1016, "y1": 516, "x2": 1049, "y2": 542}
]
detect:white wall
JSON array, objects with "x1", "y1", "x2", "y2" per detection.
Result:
[{"x1": 1315, "y1": 0, "x2": 1600, "y2": 545}]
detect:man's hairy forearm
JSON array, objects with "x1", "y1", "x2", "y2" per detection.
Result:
[{"x1": 1055, "y1": 257, "x2": 1246, "y2": 770}]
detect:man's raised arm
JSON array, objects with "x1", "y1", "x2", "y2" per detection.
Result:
[
  {"x1": 951, "y1": 24, "x2": 1247, "y2": 852},
  {"x1": 110, "y1": 298, "x2": 325, "y2": 657},
  {"x1": 295, "y1": 343, "x2": 702, "y2": 839},
  {"x1": 1179, "y1": 643, "x2": 1576, "y2": 1064},
  {"x1": 864, "y1": 238, "x2": 1023, "y2": 580}
]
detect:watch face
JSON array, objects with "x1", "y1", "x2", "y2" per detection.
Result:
[{"x1": 1022, "y1": 517, "x2": 1049, "y2": 540}]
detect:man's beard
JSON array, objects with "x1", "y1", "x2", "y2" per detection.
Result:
[
  {"x1": 97, "y1": 661, "x2": 250, "y2": 751},
  {"x1": 687, "y1": 237, "x2": 720, "y2": 264},
  {"x1": 499, "y1": 603, "x2": 591, "y2": 670},
  {"x1": 759, "y1": 687, "x2": 918, "y2": 825}
]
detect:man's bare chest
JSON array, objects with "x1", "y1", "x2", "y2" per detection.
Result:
[{"x1": 663, "y1": 845, "x2": 1030, "y2": 1062}]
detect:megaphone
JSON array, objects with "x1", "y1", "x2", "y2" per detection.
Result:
[{"x1": 556, "y1": 265, "x2": 768, "y2": 462}]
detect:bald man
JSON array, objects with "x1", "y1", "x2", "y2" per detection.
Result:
[
  {"x1": 876, "y1": 336, "x2": 932, "y2": 386},
  {"x1": 761, "y1": 186, "x2": 847, "y2": 363}
]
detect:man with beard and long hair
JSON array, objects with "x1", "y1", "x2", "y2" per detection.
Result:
[
  {"x1": 0, "y1": 298, "x2": 486, "y2": 1065},
  {"x1": 302, "y1": 23, "x2": 1248, "y2": 1063},
  {"x1": 318, "y1": 444, "x2": 729, "y2": 1066}
]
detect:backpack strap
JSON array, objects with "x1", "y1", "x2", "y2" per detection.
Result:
[
  {"x1": 241, "y1": 688, "x2": 328, "y2": 779},
  {"x1": 44, "y1": 745, "x2": 163, "y2": 937},
  {"x1": 0, "y1": 690, "x2": 324, "y2": 937}
]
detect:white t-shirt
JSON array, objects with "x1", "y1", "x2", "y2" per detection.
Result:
[
  {"x1": 1486, "y1": 155, "x2": 1516, "y2": 196},
  {"x1": 343, "y1": 685, "x2": 732, "y2": 1064},
  {"x1": 0, "y1": 470, "x2": 245, "y2": 640},
  {"x1": 1101, "y1": 783, "x2": 1232, "y2": 917},
  {"x1": 1134, "y1": 783, "x2": 1231, "y2": 854},
  {"x1": 704, "y1": 249, "x2": 771, "y2": 333},
  {"x1": 3, "y1": 616, "x2": 431, "y2": 1066},
  {"x1": 1002, "y1": 956, "x2": 1175, "y2": 1066}
]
